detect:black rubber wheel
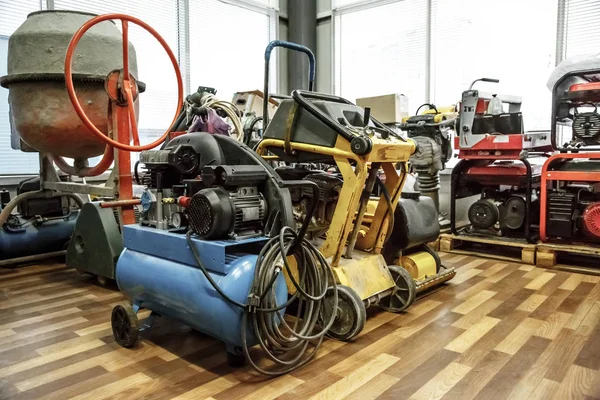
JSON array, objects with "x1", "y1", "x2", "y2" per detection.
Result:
[
  {"x1": 380, "y1": 265, "x2": 416, "y2": 313},
  {"x1": 97, "y1": 275, "x2": 109, "y2": 286},
  {"x1": 111, "y1": 304, "x2": 139, "y2": 348},
  {"x1": 322, "y1": 285, "x2": 366, "y2": 341},
  {"x1": 227, "y1": 351, "x2": 246, "y2": 367}
]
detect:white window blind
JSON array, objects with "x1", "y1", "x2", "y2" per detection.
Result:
[
  {"x1": 563, "y1": 0, "x2": 600, "y2": 58},
  {"x1": 189, "y1": 0, "x2": 277, "y2": 102},
  {"x1": 0, "y1": 0, "x2": 43, "y2": 174},
  {"x1": 334, "y1": 0, "x2": 428, "y2": 112},
  {"x1": 334, "y1": 0, "x2": 368, "y2": 7},
  {"x1": 431, "y1": 0, "x2": 558, "y2": 131}
]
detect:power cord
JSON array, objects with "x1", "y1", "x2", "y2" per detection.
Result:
[{"x1": 185, "y1": 226, "x2": 338, "y2": 376}]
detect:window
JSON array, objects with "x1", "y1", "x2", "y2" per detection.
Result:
[
  {"x1": 431, "y1": 0, "x2": 558, "y2": 131},
  {"x1": 333, "y1": 0, "x2": 368, "y2": 7},
  {"x1": 0, "y1": 1, "x2": 43, "y2": 174},
  {"x1": 0, "y1": 0, "x2": 277, "y2": 175},
  {"x1": 334, "y1": 0, "x2": 428, "y2": 111},
  {"x1": 189, "y1": 0, "x2": 278, "y2": 102},
  {"x1": 562, "y1": 0, "x2": 600, "y2": 59}
]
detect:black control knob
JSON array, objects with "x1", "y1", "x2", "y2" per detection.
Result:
[{"x1": 350, "y1": 136, "x2": 372, "y2": 155}]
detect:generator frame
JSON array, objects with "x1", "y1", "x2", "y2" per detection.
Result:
[
  {"x1": 540, "y1": 67, "x2": 600, "y2": 242},
  {"x1": 450, "y1": 155, "x2": 545, "y2": 244}
]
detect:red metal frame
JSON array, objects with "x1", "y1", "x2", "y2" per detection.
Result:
[
  {"x1": 539, "y1": 152, "x2": 600, "y2": 241},
  {"x1": 62, "y1": 13, "x2": 184, "y2": 225}
]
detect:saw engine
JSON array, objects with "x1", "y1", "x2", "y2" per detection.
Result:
[{"x1": 274, "y1": 166, "x2": 342, "y2": 234}]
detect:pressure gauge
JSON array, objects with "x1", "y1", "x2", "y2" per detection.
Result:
[{"x1": 171, "y1": 212, "x2": 185, "y2": 229}]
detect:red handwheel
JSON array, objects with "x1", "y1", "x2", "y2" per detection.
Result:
[{"x1": 64, "y1": 13, "x2": 184, "y2": 152}]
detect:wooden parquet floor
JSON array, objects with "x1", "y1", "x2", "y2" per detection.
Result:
[{"x1": 0, "y1": 253, "x2": 600, "y2": 399}]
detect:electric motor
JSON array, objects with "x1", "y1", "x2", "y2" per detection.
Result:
[
  {"x1": 468, "y1": 198, "x2": 502, "y2": 230},
  {"x1": 187, "y1": 187, "x2": 266, "y2": 240}
]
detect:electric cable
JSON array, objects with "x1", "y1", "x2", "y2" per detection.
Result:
[
  {"x1": 185, "y1": 225, "x2": 338, "y2": 377},
  {"x1": 198, "y1": 93, "x2": 244, "y2": 141}
]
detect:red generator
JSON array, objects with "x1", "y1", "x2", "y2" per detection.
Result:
[
  {"x1": 540, "y1": 68, "x2": 600, "y2": 245},
  {"x1": 450, "y1": 78, "x2": 553, "y2": 243}
]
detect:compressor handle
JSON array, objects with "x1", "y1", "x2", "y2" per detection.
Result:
[
  {"x1": 263, "y1": 40, "x2": 316, "y2": 128},
  {"x1": 469, "y1": 77, "x2": 500, "y2": 90}
]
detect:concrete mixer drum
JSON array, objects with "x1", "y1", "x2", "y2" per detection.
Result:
[{"x1": 0, "y1": 10, "x2": 139, "y2": 159}]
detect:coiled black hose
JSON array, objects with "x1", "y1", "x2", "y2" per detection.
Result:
[{"x1": 186, "y1": 226, "x2": 338, "y2": 376}]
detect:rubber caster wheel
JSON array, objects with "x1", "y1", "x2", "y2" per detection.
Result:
[
  {"x1": 380, "y1": 265, "x2": 416, "y2": 313},
  {"x1": 322, "y1": 285, "x2": 366, "y2": 341},
  {"x1": 227, "y1": 351, "x2": 246, "y2": 368},
  {"x1": 111, "y1": 304, "x2": 139, "y2": 348},
  {"x1": 97, "y1": 275, "x2": 109, "y2": 286}
]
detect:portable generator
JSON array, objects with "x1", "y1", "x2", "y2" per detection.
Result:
[
  {"x1": 451, "y1": 78, "x2": 553, "y2": 243},
  {"x1": 540, "y1": 67, "x2": 600, "y2": 244}
]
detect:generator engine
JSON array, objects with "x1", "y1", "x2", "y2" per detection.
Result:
[
  {"x1": 468, "y1": 190, "x2": 539, "y2": 236},
  {"x1": 546, "y1": 184, "x2": 600, "y2": 242}
]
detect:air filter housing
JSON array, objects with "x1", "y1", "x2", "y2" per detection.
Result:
[
  {"x1": 188, "y1": 187, "x2": 266, "y2": 240},
  {"x1": 573, "y1": 111, "x2": 600, "y2": 145}
]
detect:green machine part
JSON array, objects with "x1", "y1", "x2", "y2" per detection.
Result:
[{"x1": 67, "y1": 202, "x2": 123, "y2": 280}]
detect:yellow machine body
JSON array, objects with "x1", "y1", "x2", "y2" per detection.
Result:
[
  {"x1": 257, "y1": 130, "x2": 415, "y2": 301},
  {"x1": 400, "y1": 251, "x2": 437, "y2": 280}
]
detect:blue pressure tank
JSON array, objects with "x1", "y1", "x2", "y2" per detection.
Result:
[
  {"x1": 116, "y1": 225, "x2": 288, "y2": 349},
  {"x1": 0, "y1": 212, "x2": 78, "y2": 260}
]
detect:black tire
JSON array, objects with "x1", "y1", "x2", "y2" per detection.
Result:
[
  {"x1": 323, "y1": 285, "x2": 366, "y2": 341},
  {"x1": 227, "y1": 351, "x2": 246, "y2": 368},
  {"x1": 97, "y1": 275, "x2": 109, "y2": 287},
  {"x1": 111, "y1": 304, "x2": 139, "y2": 348},
  {"x1": 380, "y1": 265, "x2": 416, "y2": 313}
]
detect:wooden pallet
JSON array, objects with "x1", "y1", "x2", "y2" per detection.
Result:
[
  {"x1": 439, "y1": 233, "x2": 536, "y2": 265},
  {"x1": 428, "y1": 238, "x2": 440, "y2": 251},
  {"x1": 537, "y1": 242, "x2": 600, "y2": 275}
]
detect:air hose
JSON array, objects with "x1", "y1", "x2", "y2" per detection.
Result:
[{"x1": 185, "y1": 225, "x2": 338, "y2": 376}]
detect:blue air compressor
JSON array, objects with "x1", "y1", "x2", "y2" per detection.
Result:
[
  {"x1": 0, "y1": 179, "x2": 78, "y2": 266},
  {"x1": 111, "y1": 132, "x2": 338, "y2": 376}
]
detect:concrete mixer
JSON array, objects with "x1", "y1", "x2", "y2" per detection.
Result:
[{"x1": 0, "y1": 11, "x2": 183, "y2": 277}]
